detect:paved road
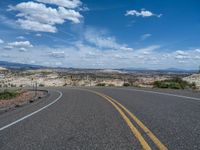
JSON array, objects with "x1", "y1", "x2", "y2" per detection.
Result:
[{"x1": 0, "y1": 87, "x2": 200, "y2": 150}]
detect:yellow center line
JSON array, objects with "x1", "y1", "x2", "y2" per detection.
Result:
[
  {"x1": 103, "y1": 94, "x2": 168, "y2": 150},
  {"x1": 87, "y1": 90, "x2": 152, "y2": 150}
]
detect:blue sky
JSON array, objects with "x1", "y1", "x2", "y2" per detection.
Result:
[{"x1": 0, "y1": 0, "x2": 200, "y2": 69}]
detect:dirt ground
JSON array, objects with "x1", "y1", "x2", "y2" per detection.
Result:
[{"x1": 0, "y1": 90, "x2": 46, "y2": 108}]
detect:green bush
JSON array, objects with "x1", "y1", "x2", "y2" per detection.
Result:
[
  {"x1": 153, "y1": 77, "x2": 195, "y2": 90},
  {"x1": 169, "y1": 82, "x2": 182, "y2": 89},
  {"x1": 0, "y1": 90, "x2": 20, "y2": 100}
]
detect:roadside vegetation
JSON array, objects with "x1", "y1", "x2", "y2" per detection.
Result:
[
  {"x1": 123, "y1": 83, "x2": 131, "y2": 87},
  {"x1": 0, "y1": 89, "x2": 21, "y2": 100},
  {"x1": 153, "y1": 77, "x2": 196, "y2": 90},
  {"x1": 96, "y1": 83, "x2": 106, "y2": 86}
]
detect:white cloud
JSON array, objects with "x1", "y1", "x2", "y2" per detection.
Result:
[
  {"x1": 58, "y1": 7, "x2": 82, "y2": 23},
  {"x1": 48, "y1": 51, "x2": 65, "y2": 58},
  {"x1": 125, "y1": 9, "x2": 162, "y2": 18},
  {"x1": 79, "y1": 6, "x2": 89, "y2": 12},
  {"x1": 17, "y1": 19, "x2": 57, "y2": 33},
  {"x1": 141, "y1": 34, "x2": 152, "y2": 40},
  {"x1": 19, "y1": 47, "x2": 27, "y2": 52},
  {"x1": 9, "y1": 1, "x2": 83, "y2": 33},
  {"x1": 195, "y1": 49, "x2": 200, "y2": 53},
  {"x1": 36, "y1": 0, "x2": 82, "y2": 9},
  {"x1": 16, "y1": 36, "x2": 25, "y2": 40},
  {"x1": 175, "y1": 50, "x2": 187, "y2": 55},
  {"x1": 178, "y1": 60, "x2": 185, "y2": 64},
  {"x1": 175, "y1": 55, "x2": 188, "y2": 59},
  {"x1": 7, "y1": 41, "x2": 33, "y2": 49},
  {"x1": 0, "y1": 39, "x2": 4, "y2": 44},
  {"x1": 36, "y1": 33, "x2": 42, "y2": 37},
  {"x1": 120, "y1": 47, "x2": 134, "y2": 51},
  {"x1": 84, "y1": 28, "x2": 133, "y2": 51},
  {"x1": 174, "y1": 50, "x2": 190, "y2": 60},
  {"x1": 4, "y1": 45, "x2": 14, "y2": 50},
  {"x1": 137, "y1": 45, "x2": 160, "y2": 52},
  {"x1": 2, "y1": 40, "x2": 200, "y2": 69},
  {"x1": 9, "y1": 2, "x2": 64, "y2": 24},
  {"x1": 142, "y1": 51, "x2": 150, "y2": 55}
]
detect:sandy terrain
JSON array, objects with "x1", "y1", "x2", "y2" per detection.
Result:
[{"x1": 183, "y1": 73, "x2": 200, "y2": 88}]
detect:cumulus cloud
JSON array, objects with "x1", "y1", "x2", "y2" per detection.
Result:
[
  {"x1": 84, "y1": 28, "x2": 134, "y2": 51},
  {"x1": 125, "y1": 9, "x2": 162, "y2": 18},
  {"x1": 36, "y1": 0, "x2": 82, "y2": 9},
  {"x1": 8, "y1": 41, "x2": 33, "y2": 48},
  {"x1": 4, "y1": 41, "x2": 33, "y2": 52},
  {"x1": 9, "y1": 1, "x2": 83, "y2": 33},
  {"x1": 58, "y1": 7, "x2": 82, "y2": 23},
  {"x1": 17, "y1": 19, "x2": 57, "y2": 33},
  {"x1": 175, "y1": 50, "x2": 190, "y2": 59}
]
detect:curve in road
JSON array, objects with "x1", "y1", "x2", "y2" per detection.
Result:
[
  {"x1": 0, "y1": 90, "x2": 63, "y2": 131},
  {"x1": 81, "y1": 89, "x2": 168, "y2": 150},
  {"x1": 1, "y1": 87, "x2": 200, "y2": 150}
]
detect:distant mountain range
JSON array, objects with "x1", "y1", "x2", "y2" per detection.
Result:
[
  {"x1": 158, "y1": 68, "x2": 197, "y2": 72},
  {"x1": 0, "y1": 61, "x2": 45, "y2": 70},
  {"x1": 0, "y1": 61, "x2": 197, "y2": 73},
  {"x1": 120, "y1": 67, "x2": 197, "y2": 73}
]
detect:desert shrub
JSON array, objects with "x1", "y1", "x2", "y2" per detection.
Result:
[
  {"x1": 123, "y1": 83, "x2": 130, "y2": 87},
  {"x1": 169, "y1": 82, "x2": 182, "y2": 89},
  {"x1": 153, "y1": 77, "x2": 195, "y2": 90},
  {"x1": 0, "y1": 90, "x2": 20, "y2": 100},
  {"x1": 154, "y1": 81, "x2": 168, "y2": 88},
  {"x1": 108, "y1": 84, "x2": 115, "y2": 87},
  {"x1": 191, "y1": 82, "x2": 197, "y2": 89},
  {"x1": 96, "y1": 83, "x2": 106, "y2": 86},
  {"x1": 39, "y1": 84, "x2": 45, "y2": 87},
  {"x1": 11, "y1": 84, "x2": 16, "y2": 87},
  {"x1": 63, "y1": 83, "x2": 67, "y2": 86}
]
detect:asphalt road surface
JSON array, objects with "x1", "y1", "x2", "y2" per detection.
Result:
[{"x1": 0, "y1": 87, "x2": 200, "y2": 150}]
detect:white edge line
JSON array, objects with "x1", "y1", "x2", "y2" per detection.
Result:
[
  {"x1": 0, "y1": 90, "x2": 63, "y2": 132},
  {"x1": 118, "y1": 88, "x2": 200, "y2": 101}
]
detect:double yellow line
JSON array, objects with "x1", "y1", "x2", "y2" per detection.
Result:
[{"x1": 85, "y1": 89, "x2": 168, "y2": 150}]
